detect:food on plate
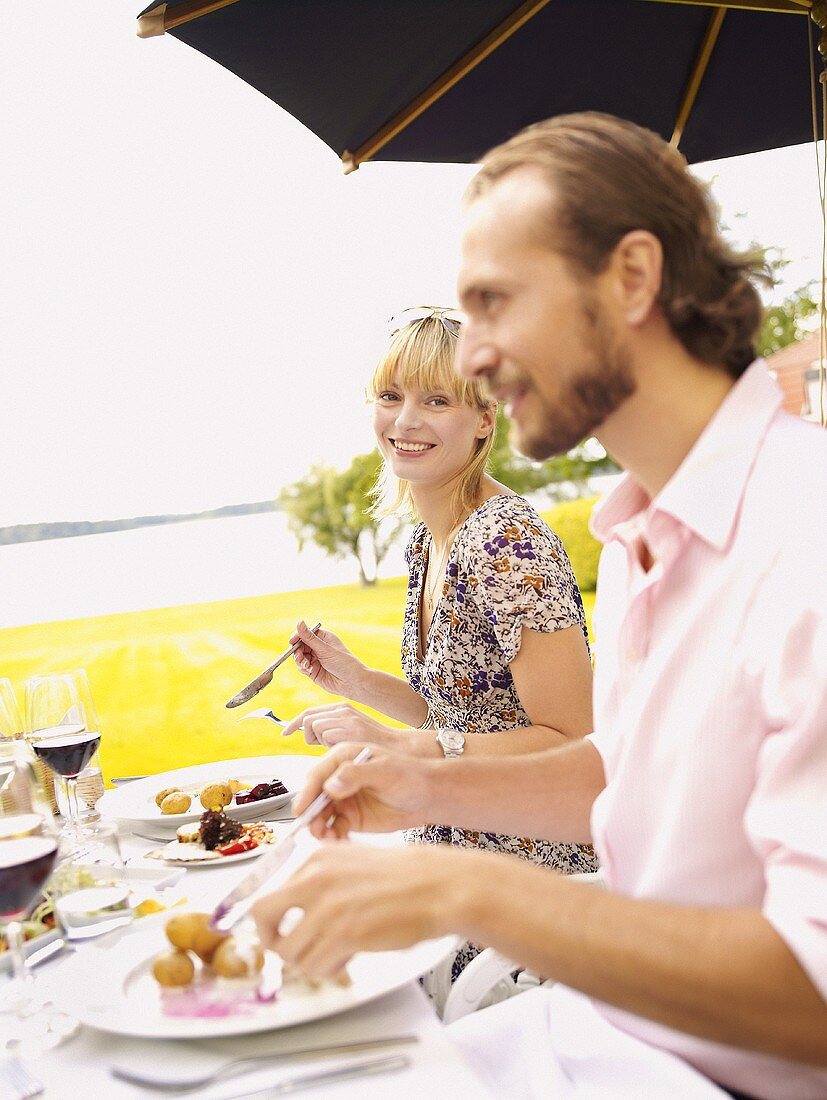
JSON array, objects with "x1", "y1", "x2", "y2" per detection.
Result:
[
  {"x1": 159, "y1": 814, "x2": 276, "y2": 864},
  {"x1": 154, "y1": 786, "x2": 182, "y2": 808},
  {"x1": 212, "y1": 936, "x2": 264, "y2": 979},
  {"x1": 164, "y1": 911, "x2": 226, "y2": 960},
  {"x1": 152, "y1": 776, "x2": 287, "y2": 816},
  {"x1": 199, "y1": 810, "x2": 243, "y2": 850},
  {"x1": 235, "y1": 779, "x2": 288, "y2": 805},
  {"x1": 151, "y1": 913, "x2": 264, "y2": 990},
  {"x1": 283, "y1": 961, "x2": 352, "y2": 991},
  {"x1": 199, "y1": 782, "x2": 233, "y2": 811},
  {"x1": 160, "y1": 791, "x2": 192, "y2": 815},
  {"x1": 152, "y1": 948, "x2": 195, "y2": 988}
]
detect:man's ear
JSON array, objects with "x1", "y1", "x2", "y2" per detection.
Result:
[{"x1": 608, "y1": 230, "x2": 663, "y2": 328}]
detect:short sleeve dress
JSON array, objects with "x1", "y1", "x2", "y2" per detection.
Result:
[{"x1": 401, "y1": 494, "x2": 599, "y2": 980}]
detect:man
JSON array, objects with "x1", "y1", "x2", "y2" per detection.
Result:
[{"x1": 253, "y1": 114, "x2": 827, "y2": 1098}]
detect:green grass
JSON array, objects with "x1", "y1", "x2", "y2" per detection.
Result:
[{"x1": 0, "y1": 578, "x2": 594, "y2": 782}]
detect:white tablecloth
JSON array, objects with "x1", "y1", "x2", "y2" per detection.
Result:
[{"x1": 10, "y1": 824, "x2": 491, "y2": 1100}]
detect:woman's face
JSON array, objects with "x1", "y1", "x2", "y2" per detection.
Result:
[{"x1": 372, "y1": 378, "x2": 492, "y2": 490}]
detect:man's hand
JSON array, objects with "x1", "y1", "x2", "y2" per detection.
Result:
[
  {"x1": 252, "y1": 843, "x2": 466, "y2": 978},
  {"x1": 291, "y1": 742, "x2": 439, "y2": 838}
]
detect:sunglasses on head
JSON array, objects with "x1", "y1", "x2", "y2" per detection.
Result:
[{"x1": 389, "y1": 306, "x2": 465, "y2": 338}]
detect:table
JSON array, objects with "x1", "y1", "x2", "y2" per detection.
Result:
[{"x1": 14, "y1": 826, "x2": 492, "y2": 1099}]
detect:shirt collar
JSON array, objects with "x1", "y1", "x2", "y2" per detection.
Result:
[{"x1": 591, "y1": 360, "x2": 782, "y2": 550}]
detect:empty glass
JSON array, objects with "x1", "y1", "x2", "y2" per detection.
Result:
[{"x1": 51, "y1": 819, "x2": 132, "y2": 941}]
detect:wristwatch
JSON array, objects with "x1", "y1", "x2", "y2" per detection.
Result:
[{"x1": 436, "y1": 728, "x2": 465, "y2": 758}]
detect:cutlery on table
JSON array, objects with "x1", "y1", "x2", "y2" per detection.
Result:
[
  {"x1": 225, "y1": 1055, "x2": 410, "y2": 1099},
  {"x1": 110, "y1": 774, "x2": 151, "y2": 785},
  {"x1": 110, "y1": 1035, "x2": 417, "y2": 1092},
  {"x1": 225, "y1": 623, "x2": 321, "y2": 709},
  {"x1": 211, "y1": 746, "x2": 372, "y2": 931},
  {"x1": 0, "y1": 1058, "x2": 44, "y2": 1100},
  {"x1": 25, "y1": 937, "x2": 74, "y2": 971}
]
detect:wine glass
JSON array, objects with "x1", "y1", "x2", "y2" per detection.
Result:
[
  {"x1": 0, "y1": 678, "x2": 24, "y2": 741},
  {"x1": 0, "y1": 739, "x2": 75, "y2": 1051},
  {"x1": 25, "y1": 670, "x2": 102, "y2": 840}
]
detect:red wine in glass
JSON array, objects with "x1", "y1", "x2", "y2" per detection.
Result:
[
  {"x1": 0, "y1": 835, "x2": 58, "y2": 920},
  {"x1": 33, "y1": 729, "x2": 100, "y2": 778}
]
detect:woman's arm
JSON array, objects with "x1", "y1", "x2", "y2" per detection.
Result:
[{"x1": 289, "y1": 620, "x2": 427, "y2": 726}]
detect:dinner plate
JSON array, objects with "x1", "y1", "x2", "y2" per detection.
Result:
[
  {"x1": 98, "y1": 756, "x2": 318, "y2": 834},
  {"x1": 54, "y1": 918, "x2": 457, "y2": 1039}
]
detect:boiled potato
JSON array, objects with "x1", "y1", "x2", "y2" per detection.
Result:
[
  {"x1": 165, "y1": 912, "x2": 204, "y2": 952},
  {"x1": 160, "y1": 791, "x2": 192, "y2": 815},
  {"x1": 152, "y1": 949, "x2": 195, "y2": 988},
  {"x1": 200, "y1": 782, "x2": 233, "y2": 810},
  {"x1": 154, "y1": 786, "x2": 181, "y2": 808},
  {"x1": 212, "y1": 936, "x2": 264, "y2": 979}
]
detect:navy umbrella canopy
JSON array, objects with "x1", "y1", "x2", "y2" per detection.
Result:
[{"x1": 137, "y1": 0, "x2": 822, "y2": 169}]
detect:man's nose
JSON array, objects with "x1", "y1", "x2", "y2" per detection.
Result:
[{"x1": 456, "y1": 328, "x2": 495, "y2": 381}]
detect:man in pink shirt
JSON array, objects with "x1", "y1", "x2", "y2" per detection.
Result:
[{"x1": 253, "y1": 114, "x2": 827, "y2": 1097}]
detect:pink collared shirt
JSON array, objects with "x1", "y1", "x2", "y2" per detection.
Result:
[{"x1": 587, "y1": 361, "x2": 827, "y2": 1098}]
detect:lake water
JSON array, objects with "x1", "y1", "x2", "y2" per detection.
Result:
[{"x1": 0, "y1": 513, "x2": 409, "y2": 628}]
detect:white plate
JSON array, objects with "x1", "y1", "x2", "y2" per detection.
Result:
[
  {"x1": 158, "y1": 837, "x2": 272, "y2": 867},
  {"x1": 98, "y1": 756, "x2": 318, "y2": 833},
  {"x1": 54, "y1": 918, "x2": 456, "y2": 1039}
]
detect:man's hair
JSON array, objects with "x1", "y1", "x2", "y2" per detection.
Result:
[
  {"x1": 367, "y1": 315, "x2": 495, "y2": 524},
  {"x1": 467, "y1": 113, "x2": 767, "y2": 378}
]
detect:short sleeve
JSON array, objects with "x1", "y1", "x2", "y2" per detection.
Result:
[
  {"x1": 744, "y1": 552, "x2": 827, "y2": 1001},
  {"x1": 461, "y1": 498, "x2": 586, "y2": 663}
]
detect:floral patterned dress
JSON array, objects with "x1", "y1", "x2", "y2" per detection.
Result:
[{"x1": 402, "y1": 493, "x2": 599, "y2": 981}]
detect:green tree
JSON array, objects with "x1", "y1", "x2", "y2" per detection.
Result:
[
  {"x1": 756, "y1": 279, "x2": 818, "y2": 358},
  {"x1": 279, "y1": 451, "x2": 403, "y2": 586},
  {"x1": 488, "y1": 408, "x2": 618, "y2": 501}
]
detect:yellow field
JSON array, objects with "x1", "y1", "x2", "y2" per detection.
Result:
[{"x1": 0, "y1": 577, "x2": 594, "y2": 783}]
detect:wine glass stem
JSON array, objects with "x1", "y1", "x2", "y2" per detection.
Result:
[
  {"x1": 66, "y1": 777, "x2": 81, "y2": 826},
  {"x1": 4, "y1": 920, "x2": 32, "y2": 994}
]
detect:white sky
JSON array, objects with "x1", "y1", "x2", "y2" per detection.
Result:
[{"x1": 1, "y1": 1, "x2": 822, "y2": 527}]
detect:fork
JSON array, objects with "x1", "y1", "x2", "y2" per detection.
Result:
[
  {"x1": 0, "y1": 1058, "x2": 45, "y2": 1099},
  {"x1": 238, "y1": 708, "x2": 286, "y2": 726},
  {"x1": 110, "y1": 1035, "x2": 417, "y2": 1091}
]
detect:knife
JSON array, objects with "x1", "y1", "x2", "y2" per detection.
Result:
[
  {"x1": 210, "y1": 746, "x2": 372, "y2": 931},
  {"x1": 225, "y1": 622, "x2": 321, "y2": 708}
]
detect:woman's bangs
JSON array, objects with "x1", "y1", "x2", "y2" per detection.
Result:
[{"x1": 369, "y1": 322, "x2": 479, "y2": 407}]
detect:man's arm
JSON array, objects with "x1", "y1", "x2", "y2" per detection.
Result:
[
  {"x1": 253, "y1": 844, "x2": 827, "y2": 1067},
  {"x1": 296, "y1": 737, "x2": 605, "y2": 844}
]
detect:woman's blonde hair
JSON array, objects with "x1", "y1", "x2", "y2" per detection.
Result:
[{"x1": 368, "y1": 315, "x2": 496, "y2": 525}]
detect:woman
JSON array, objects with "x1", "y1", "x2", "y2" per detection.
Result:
[{"x1": 285, "y1": 307, "x2": 597, "y2": 994}]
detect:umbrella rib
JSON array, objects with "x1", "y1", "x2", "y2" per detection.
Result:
[
  {"x1": 647, "y1": 1, "x2": 810, "y2": 12},
  {"x1": 341, "y1": 0, "x2": 553, "y2": 173},
  {"x1": 137, "y1": 0, "x2": 243, "y2": 39},
  {"x1": 670, "y1": 7, "x2": 727, "y2": 149}
]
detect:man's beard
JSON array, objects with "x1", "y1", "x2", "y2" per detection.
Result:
[{"x1": 514, "y1": 306, "x2": 635, "y2": 461}]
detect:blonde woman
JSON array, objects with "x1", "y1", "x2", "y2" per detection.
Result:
[{"x1": 284, "y1": 307, "x2": 597, "y2": 991}]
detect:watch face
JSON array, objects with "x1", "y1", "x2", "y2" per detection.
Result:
[{"x1": 438, "y1": 729, "x2": 464, "y2": 751}]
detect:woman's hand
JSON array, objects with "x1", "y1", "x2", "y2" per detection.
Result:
[
  {"x1": 290, "y1": 621, "x2": 368, "y2": 699},
  {"x1": 282, "y1": 701, "x2": 439, "y2": 757}
]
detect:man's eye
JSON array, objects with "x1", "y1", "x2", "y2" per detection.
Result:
[
  {"x1": 378, "y1": 392, "x2": 399, "y2": 402},
  {"x1": 428, "y1": 396, "x2": 449, "y2": 406}
]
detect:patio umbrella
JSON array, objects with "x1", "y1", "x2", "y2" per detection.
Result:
[{"x1": 137, "y1": 0, "x2": 824, "y2": 171}]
